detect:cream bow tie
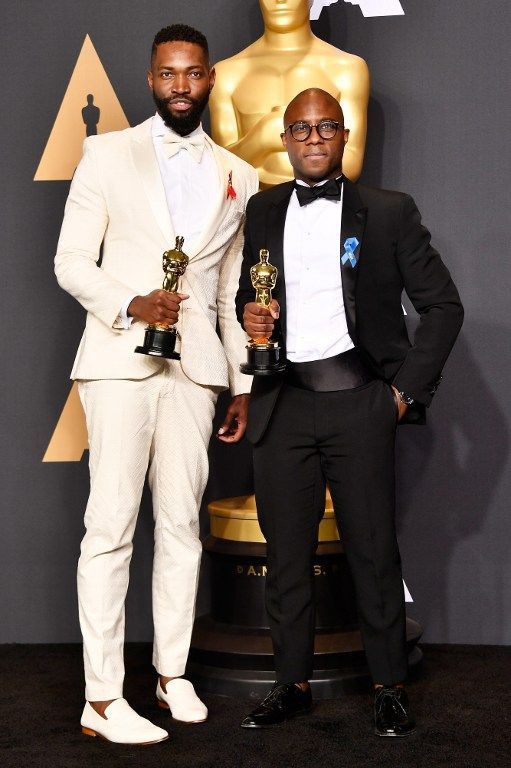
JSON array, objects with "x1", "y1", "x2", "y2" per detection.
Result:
[{"x1": 162, "y1": 132, "x2": 205, "y2": 162}]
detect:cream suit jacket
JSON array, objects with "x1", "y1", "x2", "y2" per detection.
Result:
[{"x1": 55, "y1": 118, "x2": 259, "y2": 395}]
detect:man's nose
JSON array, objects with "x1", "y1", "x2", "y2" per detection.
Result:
[
  {"x1": 306, "y1": 126, "x2": 324, "y2": 144},
  {"x1": 171, "y1": 75, "x2": 191, "y2": 93}
]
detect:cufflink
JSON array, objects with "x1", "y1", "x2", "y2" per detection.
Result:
[{"x1": 397, "y1": 391, "x2": 415, "y2": 407}]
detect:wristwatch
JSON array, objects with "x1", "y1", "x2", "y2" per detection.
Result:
[{"x1": 397, "y1": 391, "x2": 415, "y2": 407}]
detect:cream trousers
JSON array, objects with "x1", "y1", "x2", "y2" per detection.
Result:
[{"x1": 77, "y1": 364, "x2": 217, "y2": 701}]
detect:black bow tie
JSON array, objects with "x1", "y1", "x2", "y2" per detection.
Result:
[{"x1": 295, "y1": 178, "x2": 342, "y2": 207}]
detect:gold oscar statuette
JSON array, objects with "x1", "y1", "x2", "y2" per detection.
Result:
[
  {"x1": 135, "y1": 235, "x2": 189, "y2": 359},
  {"x1": 240, "y1": 249, "x2": 286, "y2": 376}
]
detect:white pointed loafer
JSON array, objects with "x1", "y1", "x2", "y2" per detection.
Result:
[
  {"x1": 81, "y1": 698, "x2": 169, "y2": 744},
  {"x1": 156, "y1": 678, "x2": 208, "y2": 723}
]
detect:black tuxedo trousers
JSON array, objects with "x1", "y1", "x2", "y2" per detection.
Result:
[{"x1": 254, "y1": 377, "x2": 408, "y2": 686}]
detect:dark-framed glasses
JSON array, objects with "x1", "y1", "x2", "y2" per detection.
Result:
[{"x1": 283, "y1": 119, "x2": 342, "y2": 142}]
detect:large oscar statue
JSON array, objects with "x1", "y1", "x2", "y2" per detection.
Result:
[{"x1": 210, "y1": 0, "x2": 370, "y2": 186}]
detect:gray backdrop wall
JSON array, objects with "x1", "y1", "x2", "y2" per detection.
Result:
[{"x1": 1, "y1": 0, "x2": 510, "y2": 645}]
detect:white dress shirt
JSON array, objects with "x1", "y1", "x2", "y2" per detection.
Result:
[
  {"x1": 283, "y1": 179, "x2": 354, "y2": 362},
  {"x1": 115, "y1": 112, "x2": 217, "y2": 328}
]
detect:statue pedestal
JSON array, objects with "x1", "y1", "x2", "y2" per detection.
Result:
[{"x1": 188, "y1": 494, "x2": 422, "y2": 699}]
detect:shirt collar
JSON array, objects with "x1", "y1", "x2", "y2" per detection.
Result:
[
  {"x1": 151, "y1": 111, "x2": 205, "y2": 140},
  {"x1": 295, "y1": 175, "x2": 344, "y2": 188}
]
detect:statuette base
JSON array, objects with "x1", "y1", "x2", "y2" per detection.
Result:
[
  {"x1": 135, "y1": 327, "x2": 180, "y2": 360},
  {"x1": 240, "y1": 342, "x2": 286, "y2": 376}
]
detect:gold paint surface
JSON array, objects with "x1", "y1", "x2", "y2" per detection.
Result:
[
  {"x1": 35, "y1": 34, "x2": 129, "y2": 181},
  {"x1": 249, "y1": 248, "x2": 278, "y2": 345},
  {"x1": 153, "y1": 236, "x2": 189, "y2": 330},
  {"x1": 162, "y1": 236, "x2": 188, "y2": 294},
  {"x1": 40, "y1": 35, "x2": 130, "y2": 460},
  {"x1": 251, "y1": 249, "x2": 277, "y2": 309},
  {"x1": 209, "y1": 0, "x2": 369, "y2": 185},
  {"x1": 43, "y1": 382, "x2": 88, "y2": 462},
  {"x1": 208, "y1": 492, "x2": 340, "y2": 543}
]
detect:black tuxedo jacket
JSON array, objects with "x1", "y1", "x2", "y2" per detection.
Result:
[{"x1": 236, "y1": 179, "x2": 464, "y2": 444}]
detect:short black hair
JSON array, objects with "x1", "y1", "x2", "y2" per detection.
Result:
[{"x1": 151, "y1": 24, "x2": 209, "y2": 63}]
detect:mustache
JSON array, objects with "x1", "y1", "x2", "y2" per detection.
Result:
[
  {"x1": 152, "y1": 89, "x2": 210, "y2": 137},
  {"x1": 162, "y1": 95, "x2": 197, "y2": 107}
]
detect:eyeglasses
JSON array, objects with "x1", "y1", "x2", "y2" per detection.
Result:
[{"x1": 282, "y1": 120, "x2": 342, "y2": 142}]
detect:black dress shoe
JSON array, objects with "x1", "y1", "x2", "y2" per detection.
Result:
[
  {"x1": 374, "y1": 686, "x2": 416, "y2": 737},
  {"x1": 241, "y1": 683, "x2": 312, "y2": 728}
]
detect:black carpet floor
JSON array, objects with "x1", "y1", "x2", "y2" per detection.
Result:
[{"x1": 1, "y1": 643, "x2": 510, "y2": 768}]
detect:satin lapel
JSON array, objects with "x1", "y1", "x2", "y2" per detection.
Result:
[
  {"x1": 189, "y1": 139, "x2": 235, "y2": 261},
  {"x1": 130, "y1": 120, "x2": 174, "y2": 247},
  {"x1": 340, "y1": 179, "x2": 367, "y2": 343},
  {"x1": 265, "y1": 183, "x2": 294, "y2": 343}
]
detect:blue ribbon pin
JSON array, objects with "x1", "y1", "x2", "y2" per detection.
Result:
[{"x1": 341, "y1": 237, "x2": 360, "y2": 268}]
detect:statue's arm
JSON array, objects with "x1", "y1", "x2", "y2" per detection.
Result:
[
  {"x1": 209, "y1": 67, "x2": 240, "y2": 147},
  {"x1": 338, "y1": 57, "x2": 370, "y2": 182},
  {"x1": 214, "y1": 109, "x2": 284, "y2": 167},
  {"x1": 210, "y1": 64, "x2": 283, "y2": 164}
]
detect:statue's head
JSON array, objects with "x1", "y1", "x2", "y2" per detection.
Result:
[{"x1": 259, "y1": 0, "x2": 313, "y2": 32}]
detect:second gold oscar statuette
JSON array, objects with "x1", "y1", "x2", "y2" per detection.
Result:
[{"x1": 240, "y1": 249, "x2": 286, "y2": 376}]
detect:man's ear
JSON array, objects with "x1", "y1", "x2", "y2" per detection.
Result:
[
  {"x1": 147, "y1": 69, "x2": 153, "y2": 91},
  {"x1": 209, "y1": 66, "x2": 216, "y2": 91}
]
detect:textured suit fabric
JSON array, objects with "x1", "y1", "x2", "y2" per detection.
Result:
[
  {"x1": 55, "y1": 117, "x2": 258, "y2": 394},
  {"x1": 236, "y1": 179, "x2": 464, "y2": 443},
  {"x1": 77, "y1": 366, "x2": 218, "y2": 700},
  {"x1": 56, "y1": 118, "x2": 258, "y2": 699}
]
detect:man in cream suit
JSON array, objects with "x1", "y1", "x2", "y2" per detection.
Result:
[{"x1": 55, "y1": 24, "x2": 258, "y2": 745}]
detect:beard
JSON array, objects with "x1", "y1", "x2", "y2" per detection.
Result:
[{"x1": 152, "y1": 90, "x2": 210, "y2": 137}]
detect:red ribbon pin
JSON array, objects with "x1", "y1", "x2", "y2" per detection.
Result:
[{"x1": 227, "y1": 170, "x2": 236, "y2": 199}]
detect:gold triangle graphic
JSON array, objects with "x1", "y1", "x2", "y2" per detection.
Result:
[
  {"x1": 34, "y1": 34, "x2": 129, "y2": 181},
  {"x1": 41, "y1": 34, "x2": 129, "y2": 460},
  {"x1": 43, "y1": 382, "x2": 89, "y2": 462}
]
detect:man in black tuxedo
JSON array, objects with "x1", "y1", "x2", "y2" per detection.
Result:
[{"x1": 236, "y1": 88, "x2": 463, "y2": 736}]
